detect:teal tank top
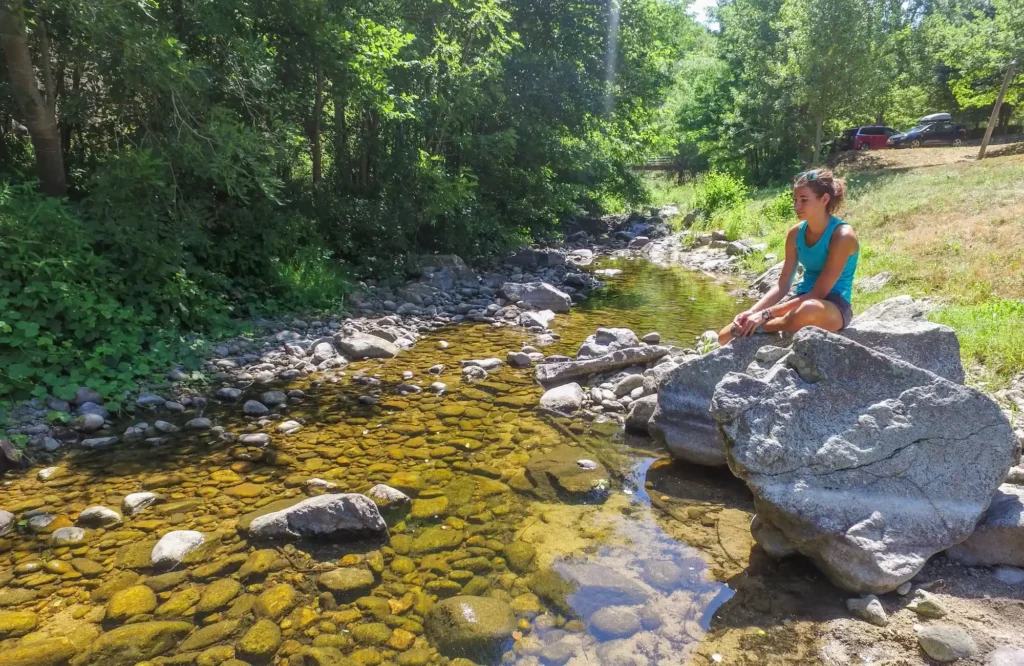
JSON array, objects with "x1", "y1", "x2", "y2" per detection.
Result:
[{"x1": 795, "y1": 216, "x2": 858, "y2": 303}]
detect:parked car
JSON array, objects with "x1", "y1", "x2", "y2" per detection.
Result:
[
  {"x1": 838, "y1": 126, "x2": 899, "y2": 151},
  {"x1": 887, "y1": 121, "x2": 967, "y2": 148}
]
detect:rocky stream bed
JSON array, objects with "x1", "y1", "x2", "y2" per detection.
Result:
[{"x1": 2, "y1": 215, "x2": 1024, "y2": 666}]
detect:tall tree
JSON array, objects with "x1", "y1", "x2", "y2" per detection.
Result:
[{"x1": 0, "y1": 0, "x2": 65, "y2": 196}]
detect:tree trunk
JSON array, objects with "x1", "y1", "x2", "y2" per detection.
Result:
[
  {"x1": 307, "y1": 63, "x2": 324, "y2": 186},
  {"x1": 333, "y1": 89, "x2": 348, "y2": 187},
  {"x1": 0, "y1": 3, "x2": 66, "y2": 196},
  {"x1": 979, "y1": 60, "x2": 1018, "y2": 160},
  {"x1": 813, "y1": 114, "x2": 824, "y2": 166}
]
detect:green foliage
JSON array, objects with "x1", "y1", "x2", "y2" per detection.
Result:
[
  {"x1": 694, "y1": 171, "x2": 748, "y2": 215},
  {"x1": 931, "y1": 299, "x2": 1024, "y2": 389}
]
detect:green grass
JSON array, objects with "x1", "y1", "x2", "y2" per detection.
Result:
[{"x1": 643, "y1": 155, "x2": 1024, "y2": 388}]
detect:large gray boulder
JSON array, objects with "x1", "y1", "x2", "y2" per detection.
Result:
[
  {"x1": 535, "y1": 346, "x2": 670, "y2": 387},
  {"x1": 625, "y1": 395, "x2": 658, "y2": 435},
  {"x1": 945, "y1": 484, "x2": 1024, "y2": 567},
  {"x1": 842, "y1": 296, "x2": 964, "y2": 383},
  {"x1": 711, "y1": 328, "x2": 1016, "y2": 593},
  {"x1": 539, "y1": 383, "x2": 585, "y2": 414},
  {"x1": 247, "y1": 493, "x2": 387, "y2": 541},
  {"x1": 333, "y1": 332, "x2": 399, "y2": 359},
  {"x1": 419, "y1": 254, "x2": 476, "y2": 291},
  {"x1": 577, "y1": 328, "x2": 639, "y2": 360},
  {"x1": 499, "y1": 282, "x2": 571, "y2": 313},
  {"x1": 650, "y1": 336, "x2": 786, "y2": 467}
]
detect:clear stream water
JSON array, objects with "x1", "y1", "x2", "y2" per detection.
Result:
[{"x1": 0, "y1": 256, "x2": 845, "y2": 666}]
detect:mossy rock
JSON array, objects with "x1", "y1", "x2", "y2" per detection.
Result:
[
  {"x1": 410, "y1": 497, "x2": 449, "y2": 520},
  {"x1": 256, "y1": 583, "x2": 298, "y2": 619},
  {"x1": 179, "y1": 619, "x2": 240, "y2": 652},
  {"x1": 192, "y1": 553, "x2": 247, "y2": 579},
  {"x1": 0, "y1": 588, "x2": 38, "y2": 607},
  {"x1": 144, "y1": 570, "x2": 189, "y2": 592},
  {"x1": 389, "y1": 534, "x2": 413, "y2": 555},
  {"x1": 196, "y1": 579, "x2": 243, "y2": 614},
  {"x1": 105, "y1": 585, "x2": 157, "y2": 623},
  {"x1": 355, "y1": 596, "x2": 392, "y2": 620},
  {"x1": 69, "y1": 558, "x2": 105, "y2": 577},
  {"x1": 396, "y1": 648, "x2": 432, "y2": 666},
  {"x1": 76, "y1": 621, "x2": 192, "y2": 666},
  {"x1": 318, "y1": 568, "x2": 375, "y2": 602},
  {"x1": 114, "y1": 540, "x2": 157, "y2": 570},
  {"x1": 154, "y1": 587, "x2": 201, "y2": 617},
  {"x1": 461, "y1": 576, "x2": 490, "y2": 597},
  {"x1": 236, "y1": 618, "x2": 282, "y2": 660},
  {"x1": 410, "y1": 527, "x2": 464, "y2": 555},
  {"x1": 390, "y1": 556, "x2": 416, "y2": 575},
  {"x1": 0, "y1": 636, "x2": 76, "y2": 666},
  {"x1": 502, "y1": 541, "x2": 536, "y2": 573},
  {"x1": 525, "y1": 569, "x2": 575, "y2": 616},
  {"x1": 300, "y1": 646, "x2": 360, "y2": 666},
  {"x1": 238, "y1": 549, "x2": 284, "y2": 580},
  {"x1": 350, "y1": 648, "x2": 383, "y2": 666},
  {"x1": 351, "y1": 622, "x2": 392, "y2": 646},
  {"x1": 0, "y1": 611, "x2": 38, "y2": 638},
  {"x1": 424, "y1": 596, "x2": 515, "y2": 663}
]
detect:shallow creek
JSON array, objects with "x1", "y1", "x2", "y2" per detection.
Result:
[{"x1": 0, "y1": 257, "x2": 845, "y2": 666}]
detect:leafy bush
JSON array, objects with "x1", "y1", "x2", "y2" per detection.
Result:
[{"x1": 694, "y1": 171, "x2": 748, "y2": 216}]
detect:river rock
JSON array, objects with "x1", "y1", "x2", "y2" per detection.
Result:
[
  {"x1": 624, "y1": 395, "x2": 657, "y2": 435},
  {"x1": 945, "y1": 484, "x2": 1024, "y2": 567},
  {"x1": 539, "y1": 383, "x2": 585, "y2": 414},
  {"x1": 0, "y1": 638, "x2": 77, "y2": 666},
  {"x1": 425, "y1": 596, "x2": 516, "y2": 662},
  {"x1": 522, "y1": 446, "x2": 610, "y2": 503},
  {"x1": 917, "y1": 624, "x2": 977, "y2": 662},
  {"x1": 76, "y1": 621, "x2": 192, "y2": 666},
  {"x1": 651, "y1": 335, "x2": 777, "y2": 466},
  {"x1": 106, "y1": 585, "x2": 158, "y2": 622},
  {"x1": 988, "y1": 647, "x2": 1024, "y2": 666},
  {"x1": 550, "y1": 561, "x2": 649, "y2": 617},
  {"x1": 842, "y1": 296, "x2": 964, "y2": 383},
  {"x1": 151, "y1": 530, "x2": 206, "y2": 568},
  {"x1": 0, "y1": 610, "x2": 37, "y2": 638},
  {"x1": 50, "y1": 527, "x2": 87, "y2": 546},
  {"x1": 845, "y1": 595, "x2": 887, "y2": 626},
  {"x1": 81, "y1": 436, "x2": 119, "y2": 449},
  {"x1": 262, "y1": 390, "x2": 287, "y2": 406},
  {"x1": 74, "y1": 386, "x2": 103, "y2": 405},
  {"x1": 499, "y1": 282, "x2": 571, "y2": 313},
  {"x1": 577, "y1": 328, "x2": 639, "y2": 360},
  {"x1": 185, "y1": 418, "x2": 212, "y2": 430},
  {"x1": 334, "y1": 332, "x2": 399, "y2": 359},
  {"x1": 77, "y1": 412, "x2": 105, "y2": 432},
  {"x1": 247, "y1": 493, "x2": 387, "y2": 541},
  {"x1": 77, "y1": 505, "x2": 123, "y2": 528},
  {"x1": 243, "y1": 400, "x2": 269, "y2": 416},
  {"x1": 0, "y1": 510, "x2": 14, "y2": 537},
  {"x1": 318, "y1": 568, "x2": 376, "y2": 601},
  {"x1": 711, "y1": 328, "x2": 1017, "y2": 593},
  {"x1": 589, "y1": 606, "x2": 641, "y2": 639},
  {"x1": 507, "y1": 351, "x2": 532, "y2": 367},
  {"x1": 536, "y1": 346, "x2": 670, "y2": 387},
  {"x1": 520, "y1": 310, "x2": 555, "y2": 329},
  {"x1": 123, "y1": 492, "x2": 160, "y2": 516}
]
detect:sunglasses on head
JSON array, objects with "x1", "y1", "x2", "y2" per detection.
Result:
[{"x1": 796, "y1": 169, "x2": 817, "y2": 181}]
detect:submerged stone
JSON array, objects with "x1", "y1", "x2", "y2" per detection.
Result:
[{"x1": 425, "y1": 596, "x2": 516, "y2": 662}]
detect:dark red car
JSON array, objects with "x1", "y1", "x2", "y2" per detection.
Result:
[{"x1": 838, "y1": 126, "x2": 899, "y2": 151}]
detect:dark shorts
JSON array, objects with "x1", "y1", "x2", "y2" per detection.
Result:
[{"x1": 787, "y1": 293, "x2": 854, "y2": 329}]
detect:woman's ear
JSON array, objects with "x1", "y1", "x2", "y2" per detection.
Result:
[{"x1": 820, "y1": 192, "x2": 831, "y2": 210}]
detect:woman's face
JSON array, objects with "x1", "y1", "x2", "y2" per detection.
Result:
[{"x1": 793, "y1": 185, "x2": 829, "y2": 221}]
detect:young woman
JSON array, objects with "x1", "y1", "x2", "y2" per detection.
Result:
[{"x1": 719, "y1": 168, "x2": 859, "y2": 345}]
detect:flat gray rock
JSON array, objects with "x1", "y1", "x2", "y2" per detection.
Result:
[
  {"x1": 550, "y1": 561, "x2": 648, "y2": 617},
  {"x1": 652, "y1": 335, "x2": 783, "y2": 467},
  {"x1": 917, "y1": 624, "x2": 977, "y2": 662},
  {"x1": 577, "y1": 328, "x2": 639, "y2": 360},
  {"x1": 539, "y1": 383, "x2": 585, "y2": 414},
  {"x1": 589, "y1": 606, "x2": 641, "y2": 639},
  {"x1": 499, "y1": 282, "x2": 571, "y2": 313},
  {"x1": 151, "y1": 530, "x2": 205, "y2": 568},
  {"x1": 712, "y1": 328, "x2": 1016, "y2": 594},
  {"x1": 843, "y1": 296, "x2": 964, "y2": 383},
  {"x1": 247, "y1": 493, "x2": 387, "y2": 541},
  {"x1": 946, "y1": 484, "x2": 1024, "y2": 567},
  {"x1": 535, "y1": 346, "x2": 670, "y2": 387},
  {"x1": 334, "y1": 332, "x2": 399, "y2": 359}
]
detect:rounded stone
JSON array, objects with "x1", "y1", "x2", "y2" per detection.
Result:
[
  {"x1": 0, "y1": 610, "x2": 38, "y2": 638},
  {"x1": 503, "y1": 541, "x2": 536, "y2": 573},
  {"x1": 76, "y1": 621, "x2": 192, "y2": 666},
  {"x1": 243, "y1": 400, "x2": 269, "y2": 416},
  {"x1": 106, "y1": 585, "x2": 158, "y2": 623},
  {"x1": 641, "y1": 560, "x2": 683, "y2": 591},
  {"x1": 50, "y1": 526, "x2": 87, "y2": 546},
  {"x1": 318, "y1": 568, "x2": 376, "y2": 601},
  {"x1": 352, "y1": 622, "x2": 392, "y2": 645},
  {"x1": 237, "y1": 618, "x2": 282, "y2": 660},
  {"x1": 589, "y1": 606, "x2": 641, "y2": 640},
  {"x1": 917, "y1": 624, "x2": 977, "y2": 662},
  {"x1": 78, "y1": 505, "x2": 123, "y2": 528},
  {"x1": 425, "y1": 595, "x2": 516, "y2": 662},
  {"x1": 197, "y1": 579, "x2": 243, "y2": 614},
  {"x1": 151, "y1": 530, "x2": 205, "y2": 568}
]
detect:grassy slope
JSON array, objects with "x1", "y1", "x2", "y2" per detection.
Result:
[{"x1": 646, "y1": 149, "x2": 1024, "y2": 388}]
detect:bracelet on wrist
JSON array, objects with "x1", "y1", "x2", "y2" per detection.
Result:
[{"x1": 761, "y1": 309, "x2": 772, "y2": 322}]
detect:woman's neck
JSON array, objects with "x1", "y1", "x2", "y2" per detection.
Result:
[{"x1": 805, "y1": 212, "x2": 830, "y2": 232}]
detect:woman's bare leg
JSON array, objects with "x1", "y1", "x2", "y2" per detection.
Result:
[{"x1": 718, "y1": 299, "x2": 843, "y2": 346}]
